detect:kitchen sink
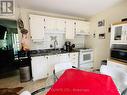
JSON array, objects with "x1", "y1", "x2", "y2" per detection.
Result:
[
  {"x1": 41, "y1": 49, "x2": 66, "y2": 55},
  {"x1": 30, "y1": 49, "x2": 67, "y2": 56}
]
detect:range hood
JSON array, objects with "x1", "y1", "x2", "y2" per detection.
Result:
[
  {"x1": 0, "y1": 25, "x2": 7, "y2": 39},
  {"x1": 76, "y1": 31, "x2": 90, "y2": 36}
]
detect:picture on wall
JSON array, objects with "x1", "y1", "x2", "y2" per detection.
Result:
[
  {"x1": 99, "y1": 33, "x2": 105, "y2": 39},
  {"x1": 98, "y1": 20, "x2": 105, "y2": 27}
]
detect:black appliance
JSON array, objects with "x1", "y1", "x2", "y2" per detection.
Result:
[
  {"x1": 65, "y1": 41, "x2": 71, "y2": 52},
  {"x1": 64, "y1": 41, "x2": 75, "y2": 52},
  {"x1": 0, "y1": 50, "x2": 16, "y2": 75},
  {"x1": 111, "y1": 49, "x2": 127, "y2": 62},
  {"x1": 0, "y1": 25, "x2": 7, "y2": 39}
]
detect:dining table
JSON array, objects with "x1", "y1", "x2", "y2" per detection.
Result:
[{"x1": 46, "y1": 69, "x2": 120, "y2": 95}]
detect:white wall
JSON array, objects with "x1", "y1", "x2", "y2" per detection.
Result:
[{"x1": 88, "y1": 1, "x2": 127, "y2": 69}]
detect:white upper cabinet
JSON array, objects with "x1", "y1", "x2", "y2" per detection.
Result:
[
  {"x1": 45, "y1": 17, "x2": 65, "y2": 34},
  {"x1": 111, "y1": 23, "x2": 127, "y2": 44},
  {"x1": 76, "y1": 21, "x2": 90, "y2": 35},
  {"x1": 122, "y1": 24, "x2": 127, "y2": 43},
  {"x1": 65, "y1": 19, "x2": 76, "y2": 39},
  {"x1": 56, "y1": 18, "x2": 66, "y2": 33},
  {"x1": 29, "y1": 14, "x2": 46, "y2": 41},
  {"x1": 29, "y1": 14, "x2": 90, "y2": 40},
  {"x1": 45, "y1": 17, "x2": 57, "y2": 32}
]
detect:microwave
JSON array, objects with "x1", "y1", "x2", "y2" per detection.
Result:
[{"x1": 111, "y1": 49, "x2": 127, "y2": 62}]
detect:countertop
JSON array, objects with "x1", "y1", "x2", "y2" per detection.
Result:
[
  {"x1": 30, "y1": 49, "x2": 79, "y2": 57},
  {"x1": 108, "y1": 58, "x2": 127, "y2": 66}
]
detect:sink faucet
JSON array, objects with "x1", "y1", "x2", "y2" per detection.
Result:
[
  {"x1": 50, "y1": 36, "x2": 58, "y2": 50},
  {"x1": 54, "y1": 39, "x2": 58, "y2": 50}
]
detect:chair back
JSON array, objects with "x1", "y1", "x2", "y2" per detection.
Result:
[{"x1": 54, "y1": 62, "x2": 73, "y2": 73}]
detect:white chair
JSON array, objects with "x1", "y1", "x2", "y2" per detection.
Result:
[
  {"x1": 100, "y1": 65, "x2": 127, "y2": 94},
  {"x1": 20, "y1": 91, "x2": 31, "y2": 95},
  {"x1": 53, "y1": 62, "x2": 76, "y2": 82}
]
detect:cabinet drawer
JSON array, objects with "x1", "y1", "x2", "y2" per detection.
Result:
[
  {"x1": 69, "y1": 53, "x2": 78, "y2": 60},
  {"x1": 70, "y1": 57, "x2": 78, "y2": 60},
  {"x1": 70, "y1": 59, "x2": 78, "y2": 62},
  {"x1": 69, "y1": 52, "x2": 78, "y2": 56}
]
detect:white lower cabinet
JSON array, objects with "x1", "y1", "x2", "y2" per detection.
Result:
[
  {"x1": 45, "y1": 55, "x2": 58, "y2": 76},
  {"x1": 59, "y1": 53, "x2": 70, "y2": 63},
  {"x1": 31, "y1": 52, "x2": 79, "y2": 81},
  {"x1": 69, "y1": 52, "x2": 79, "y2": 67},
  {"x1": 31, "y1": 56, "x2": 49, "y2": 81},
  {"x1": 47, "y1": 54, "x2": 70, "y2": 76}
]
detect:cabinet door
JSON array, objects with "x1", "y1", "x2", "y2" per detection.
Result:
[
  {"x1": 111, "y1": 25, "x2": 124, "y2": 43},
  {"x1": 59, "y1": 53, "x2": 70, "y2": 63},
  {"x1": 56, "y1": 18, "x2": 66, "y2": 33},
  {"x1": 45, "y1": 17, "x2": 57, "y2": 32},
  {"x1": 122, "y1": 24, "x2": 127, "y2": 43},
  {"x1": 69, "y1": 53, "x2": 79, "y2": 67},
  {"x1": 31, "y1": 56, "x2": 41, "y2": 81},
  {"x1": 45, "y1": 55, "x2": 58, "y2": 76},
  {"x1": 77, "y1": 21, "x2": 90, "y2": 35},
  {"x1": 31, "y1": 56, "x2": 48, "y2": 81},
  {"x1": 29, "y1": 15, "x2": 45, "y2": 40},
  {"x1": 65, "y1": 19, "x2": 75, "y2": 39}
]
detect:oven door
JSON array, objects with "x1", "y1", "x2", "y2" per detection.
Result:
[
  {"x1": 80, "y1": 51, "x2": 93, "y2": 64},
  {"x1": 111, "y1": 49, "x2": 127, "y2": 62}
]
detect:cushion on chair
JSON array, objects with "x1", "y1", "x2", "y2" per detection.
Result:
[
  {"x1": 54, "y1": 62, "x2": 73, "y2": 73},
  {"x1": 20, "y1": 91, "x2": 31, "y2": 95}
]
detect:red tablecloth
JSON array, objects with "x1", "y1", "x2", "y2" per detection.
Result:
[{"x1": 46, "y1": 69, "x2": 120, "y2": 95}]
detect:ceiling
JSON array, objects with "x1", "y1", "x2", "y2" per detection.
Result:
[{"x1": 17, "y1": 0, "x2": 125, "y2": 18}]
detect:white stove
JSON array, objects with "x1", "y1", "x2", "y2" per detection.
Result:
[{"x1": 76, "y1": 48, "x2": 94, "y2": 70}]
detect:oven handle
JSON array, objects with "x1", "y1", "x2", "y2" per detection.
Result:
[{"x1": 111, "y1": 49, "x2": 127, "y2": 52}]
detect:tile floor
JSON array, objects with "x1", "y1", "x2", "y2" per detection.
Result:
[
  {"x1": 0, "y1": 69, "x2": 99, "y2": 95},
  {"x1": 0, "y1": 74, "x2": 51, "y2": 95}
]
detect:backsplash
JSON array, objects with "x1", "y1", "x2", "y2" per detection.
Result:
[
  {"x1": 31, "y1": 33, "x2": 65, "y2": 50},
  {"x1": 30, "y1": 33, "x2": 85, "y2": 50},
  {"x1": 68, "y1": 36, "x2": 85, "y2": 48}
]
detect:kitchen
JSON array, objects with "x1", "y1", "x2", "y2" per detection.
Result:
[
  {"x1": 25, "y1": 14, "x2": 93, "y2": 81},
  {"x1": 0, "y1": 0, "x2": 127, "y2": 95}
]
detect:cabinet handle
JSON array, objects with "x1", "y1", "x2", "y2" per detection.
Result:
[
  {"x1": 45, "y1": 56, "x2": 48, "y2": 59},
  {"x1": 64, "y1": 28, "x2": 66, "y2": 32},
  {"x1": 44, "y1": 19, "x2": 45, "y2": 22},
  {"x1": 126, "y1": 31, "x2": 127, "y2": 40}
]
